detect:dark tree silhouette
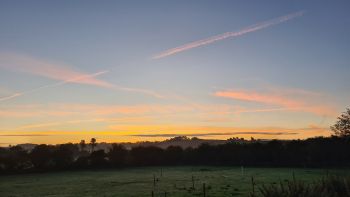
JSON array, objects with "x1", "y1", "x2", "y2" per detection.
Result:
[
  {"x1": 164, "y1": 146, "x2": 183, "y2": 165},
  {"x1": 79, "y1": 140, "x2": 86, "y2": 151},
  {"x1": 30, "y1": 144, "x2": 54, "y2": 169},
  {"x1": 1, "y1": 135, "x2": 350, "y2": 173},
  {"x1": 0, "y1": 146, "x2": 29, "y2": 171},
  {"x1": 108, "y1": 144, "x2": 128, "y2": 167},
  {"x1": 130, "y1": 146, "x2": 164, "y2": 166},
  {"x1": 53, "y1": 143, "x2": 78, "y2": 169},
  {"x1": 90, "y1": 138, "x2": 97, "y2": 152},
  {"x1": 90, "y1": 150, "x2": 107, "y2": 167},
  {"x1": 331, "y1": 108, "x2": 350, "y2": 137}
]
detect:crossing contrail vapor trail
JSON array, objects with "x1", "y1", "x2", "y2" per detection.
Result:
[
  {"x1": 0, "y1": 71, "x2": 109, "y2": 102},
  {"x1": 0, "y1": 70, "x2": 166, "y2": 102},
  {"x1": 0, "y1": 93, "x2": 23, "y2": 102},
  {"x1": 152, "y1": 11, "x2": 305, "y2": 59}
]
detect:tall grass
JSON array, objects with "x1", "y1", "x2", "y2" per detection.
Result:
[{"x1": 253, "y1": 176, "x2": 350, "y2": 197}]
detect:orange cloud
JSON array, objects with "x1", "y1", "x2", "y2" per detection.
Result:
[
  {"x1": 0, "y1": 101, "x2": 312, "y2": 121},
  {"x1": 0, "y1": 104, "x2": 193, "y2": 119},
  {"x1": 106, "y1": 124, "x2": 330, "y2": 140},
  {"x1": 17, "y1": 116, "x2": 152, "y2": 130},
  {"x1": 214, "y1": 90, "x2": 337, "y2": 116}
]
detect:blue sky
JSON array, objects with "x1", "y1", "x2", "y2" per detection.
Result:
[{"x1": 0, "y1": 1, "x2": 349, "y2": 145}]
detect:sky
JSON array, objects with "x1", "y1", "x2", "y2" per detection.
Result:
[{"x1": 0, "y1": 0, "x2": 349, "y2": 146}]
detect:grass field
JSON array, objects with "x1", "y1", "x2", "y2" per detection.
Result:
[{"x1": 0, "y1": 167, "x2": 349, "y2": 197}]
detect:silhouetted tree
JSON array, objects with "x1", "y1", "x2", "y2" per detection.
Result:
[
  {"x1": 79, "y1": 140, "x2": 86, "y2": 151},
  {"x1": 331, "y1": 108, "x2": 350, "y2": 137},
  {"x1": 0, "y1": 146, "x2": 30, "y2": 171},
  {"x1": 30, "y1": 144, "x2": 54, "y2": 169},
  {"x1": 130, "y1": 146, "x2": 164, "y2": 166},
  {"x1": 90, "y1": 138, "x2": 97, "y2": 152},
  {"x1": 108, "y1": 144, "x2": 128, "y2": 167},
  {"x1": 53, "y1": 143, "x2": 79, "y2": 169},
  {"x1": 164, "y1": 146, "x2": 183, "y2": 165},
  {"x1": 0, "y1": 147, "x2": 7, "y2": 172},
  {"x1": 74, "y1": 157, "x2": 88, "y2": 168},
  {"x1": 90, "y1": 150, "x2": 107, "y2": 167},
  {"x1": 1, "y1": 135, "x2": 350, "y2": 173}
]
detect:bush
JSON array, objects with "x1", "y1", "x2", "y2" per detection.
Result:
[{"x1": 255, "y1": 176, "x2": 350, "y2": 197}]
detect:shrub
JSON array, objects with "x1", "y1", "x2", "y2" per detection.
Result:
[{"x1": 254, "y1": 176, "x2": 350, "y2": 197}]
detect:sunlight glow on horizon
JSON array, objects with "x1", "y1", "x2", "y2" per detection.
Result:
[{"x1": 0, "y1": 1, "x2": 349, "y2": 145}]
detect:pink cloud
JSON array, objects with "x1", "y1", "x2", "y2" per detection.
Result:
[
  {"x1": 0, "y1": 53, "x2": 164, "y2": 101},
  {"x1": 0, "y1": 53, "x2": 112, "y2": 88},
  {"x1": 214, "y1": 89, "x2": 337, "y2": 117}
]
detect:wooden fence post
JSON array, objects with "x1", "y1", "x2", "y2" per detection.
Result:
[
  {"x1": 292, "y1": 171, "x2": 296, "y2": 182},
  {"x1": 153, "y1": 174, "x2": 156, "y2": 187},
  {"x1": 203, "y1": 183, "x2": 206, "y2": 197},
  {"x1": 192, "y1": 175, "x2": 195, "y2": 189},
  {"x1": 251, "y1": 176, "x2": 255, "y2": 195}
]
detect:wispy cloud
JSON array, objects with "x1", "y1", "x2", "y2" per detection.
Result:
[
  {"x1": 0, "y1": 102, "x2": 282, "y2": 120},
  {"x1": 214, "y1": 89, "x2": 336, "y2": 116},
  {"x1": 130, "y1": 132, "x2": 298, "y2": 137},
  {"x1": 0, "y1": 53, "x2": 113, "y2": 87},
  {"x1": 0, "y1": 53, "x2": 164, "y2": 101},
  {"x1": 0, "y1": 93, "x2": 23, "y2": 102},
  {"x1": 111, "y1": 86, "x2": 165, "y2": 99},
  {"x1": 0, "y1": 134, "x2": 50, "y2": 137},
  {"x1": 0, "y1": 70, "x2": 108, "y2": 102},
  {"x1": 17, "y1": 116, "x2": 152, "y2": 130},
  {"x1": 152, "y1": 11, "x2": 305, "y2": 59},
  {"x1": 0, "y1": 125, "x2": 330, "y2": 141},
  {"x1": 110, "y1": 124, "x2": 329, "y2": 139}
]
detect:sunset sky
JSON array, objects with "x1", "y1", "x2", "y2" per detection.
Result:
[{"x1": 0, "y1": 1, "x2": 349, "y2": 146}]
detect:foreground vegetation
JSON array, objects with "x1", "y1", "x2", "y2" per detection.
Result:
[
  {"x1": 256, "y1": 175, "x2": 350, "y2": 197},
  {"x1": 1, "y1": 167, "x2": 348, "y2": 197}
]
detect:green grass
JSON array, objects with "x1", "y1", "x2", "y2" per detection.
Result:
[{"x1": 0, "y1": 167, "x2": 349, "y2": 197}]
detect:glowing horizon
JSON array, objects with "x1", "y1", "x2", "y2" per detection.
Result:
[{"x1": 0, "y1": 1, "x2": 349, "y2": 146}]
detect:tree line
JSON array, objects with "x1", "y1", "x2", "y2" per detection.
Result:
[
  {"x1": 0, "y1": 136, "x2": 349, "y2": 174},
  {"x1": 0, "y1": 108, "x2": 349, "y2": 174}
]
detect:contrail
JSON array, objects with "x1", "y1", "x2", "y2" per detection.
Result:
[
  {"x1": 1, "y1": 53, "x2": 167, "y2": 100},
  {"x1": 111, "y1": 86, "x2": 165, "y2": 98},
  {"x1": 0, "y1": 70, "x2": 166, "y2": 102},
  {"x1": 0, "y1": 93, "x2": 23, "y2": 102},
  {"x1": 152, "y1": 11, "x2": 305, "y2": 59},
  {"x1": 0, "y1": 53, "x2": 112, "y2": 88},
  {"x1": 0, "y1": 71, "x2": 109, "y2": 102}
]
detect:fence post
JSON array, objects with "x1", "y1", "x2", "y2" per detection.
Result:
[
  {"x1": 203, "y1": 183, "x2": 206, "y2": 197},
  {"x1": 151, "y1": 191, "x2": 154, "y2": 197},
  {"x1": 292, "y1": 171, "x2": 296, "y2": 182},
  {"x1": 192, "y1": 175, "x2": 195, "y2": 189},
  {"x1": 251, "y1": 176, "x2": 255, "y2": 195},
  {"x1": 153, "y1": 174, "x2": 156, "y2": 187}
]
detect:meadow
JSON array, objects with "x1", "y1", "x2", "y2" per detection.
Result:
[{"x1": 0, "y1": 167, "x2": 348, "y2": 197}]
